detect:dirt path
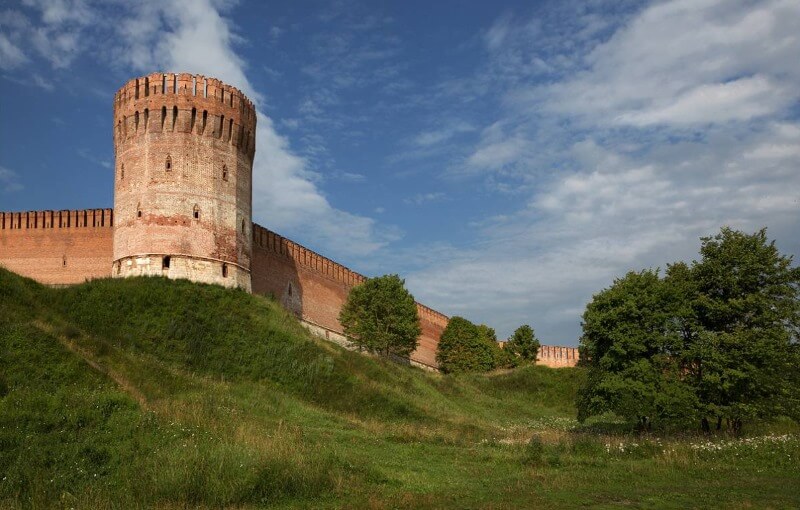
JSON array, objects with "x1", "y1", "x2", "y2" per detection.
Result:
[{"x1": 34, "y1": 320, "x2": 151, "y2": 410}]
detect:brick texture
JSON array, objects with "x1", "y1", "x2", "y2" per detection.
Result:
[
  {"x1": 112, "y1": 73, "x2": 255, "y2": 290},
  {"x1": 250, "y1": 224, "x2": 447, "y2": 369},
  {"x1": 0, "y1": 210, "x2": 113, "y2": 284}
]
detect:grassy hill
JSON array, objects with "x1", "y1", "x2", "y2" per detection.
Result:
[{"x1": 1, "y1": 268, "x2": 798, "y2": 509}]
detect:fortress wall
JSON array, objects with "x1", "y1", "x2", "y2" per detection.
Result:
[
  {"x1": 251, "y1": 224, "x2": 446, "y2": 369},
  {"x1": 0, "y1": 209, "x2": 114, "y2": 284},
  {"x1": 537, "y1": 345, "x2": 580, "y2": 368}
]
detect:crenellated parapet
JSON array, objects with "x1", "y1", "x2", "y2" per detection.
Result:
[
  {"x1": 252, "y1": 223, "x2": 450, "y2": 324},
  {"x1": 113, "y1": 73, "x2": 256, "y2": 160},
  {"x1": 537, "y1": 345, "x2": 580, "y2": 368},
  {"x1": 253, "y1": 223, "x2": 369, "y2": 288},
  {"x1": 0, "y1": 209, "x2": 113, "y2": 230}
]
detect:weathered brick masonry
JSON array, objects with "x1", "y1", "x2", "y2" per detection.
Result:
[
  {"x1": 112, "y1": 73, "x2": 255, "y2": 290},
  {"x1": 250, "y1": 225, "x2": 447, "y2": 369},
  {"x1": 0, "y1": 72, "x2": 578, "y2": 369},
  {"x1": 0, "y1": 209, "x2": 113, "y2": 285}
]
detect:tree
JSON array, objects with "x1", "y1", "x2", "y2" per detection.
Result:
[
  {"x1": 436, "y1": 317, "x2": 499, "y2": 373},
  {"x1": 339, "y1": 274, "x2": 421, "y2": 358},
  {"x1": 576, "y1": 270, "x2": 698, "y2": 430},
  {"x1": 684, "y1": 227, "x2": 800, "y2": 432},
  {"x1": 576, "y1": 227, "x2": 800, "y2": 433},
  {"x1": 506, "y1": 325, "x2": 541, "y2": 363}
]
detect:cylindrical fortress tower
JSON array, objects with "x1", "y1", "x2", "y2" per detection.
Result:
[{"x1": 112, "y1": 73, "x2": 256, "y2": 290}]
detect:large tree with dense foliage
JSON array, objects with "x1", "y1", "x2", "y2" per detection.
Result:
[
  {"x1": 577, "y1": 227, "x2": 800, "y2": 432},
  {"x1": 505, "y1": 325, "x2": 541, "y2": 363},
  {"x1": 685, "y1": 228, "x2": 800, "y2": 432},
  {"x1": 339, "y1": 274, "x2": 421, "y2": 358},
  {"x1": 437, "y1": 317, "x2": 499, "y2": 373}
]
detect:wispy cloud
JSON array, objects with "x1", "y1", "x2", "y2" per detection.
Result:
[
  {"x1": 402, "y1": 0, "x2": 800, "y2": 341},
  {"x1": 0, "y1": 166, "x2": 23, "y2": 193},
  {"x1": 404, "y1": 192, "x2": 446, "y2": 205}
]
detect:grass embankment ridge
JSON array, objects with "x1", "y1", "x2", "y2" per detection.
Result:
[{"x1": 1, "y1": 268, "x2": 798, "y2": 509}]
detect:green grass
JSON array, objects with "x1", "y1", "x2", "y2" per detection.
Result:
[{"x1": 1, "y1": 268, "x2": 798, "y2": 508}]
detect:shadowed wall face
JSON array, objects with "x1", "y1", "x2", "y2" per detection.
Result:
[
  {"x1": 112, "y1": 73, "x2": 256, "y2": 290},
  {"x1": 250, "y1": 224, "x2": 447, "y2": 370},
  {"x1": 0, "y1": 210, "x2": 113, "y2": 285}
]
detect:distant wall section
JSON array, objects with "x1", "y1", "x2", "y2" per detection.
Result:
[
  {"x1": 250, "y1": 224, "x2": 446, "y2": 370},
  {"x1": 0, "y1": 209, "x2": 113, "y2": 285},
  {"x1": 537, "y1": 345, "x2": 579, "y2": 368}
]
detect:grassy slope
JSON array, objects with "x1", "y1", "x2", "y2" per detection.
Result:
[{"x1": 1, "y1": 268, "x2": 798, "y2": 509}]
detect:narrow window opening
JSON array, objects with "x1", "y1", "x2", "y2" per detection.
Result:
[
  {"x1": 165, "y1": 155, "x2": 172, "y2": 171},
  {"x1": 228, "y1": 118, "x2": 233, "y2": 142},
  {"x1": 161, "y1": 106, "x2": 167, "y2": 129},
  {"x1": 219, "y1": 115, "x2": 225, "y2": 138},
  {"x1": 143, "y1": 108, "x2": 149, "y2": 132},
  {"x1": 222, "y1": 263, "x2": 228, "y2": 278},
  {"x1": 288, "y1": 283, "x2": 292, "y2": 296},
  {"x1": 135, "y1": 79, "x2": 139, "y2": 99},
  {"x1": 62, "y1": 255, "x2": 67, "y2": 267},
  {"x1": 162, "y1": 74, "x2": 166, "y2": 93},
  {"x1": 134, "y1": 111, "x2": 139, "y2": 132},
  {"x1": 241, "y1": 219, "x2": 245, "y2": 234},
  {"x1": 173, "y1": 74, "x2": 177, "y2": 94},
  {"x1": 162, "y1": 256, "x2": 171, "y2": 269},
  {"x1": 191, "y1": 107, "x2": 196, "y2": 132},
  {"x1": 137, "y1": 203, "x2": 142, "y2": 218},
  {"x1": 192, "y1": 76, "x2": 197, "y2": 96},
  {"x1": 144, "y1": 77, "x2": 150, "y2": 96},
  {"x1": 172, "y1": 106, "x2": 178, "y2": 131},
  {"x1": 222, "y1": 164, "x2": 228, "y2": 181},
  {"x1": 193, "y1": 205, "x2": 199, "y2": 220},
  {"x1": 201, "y1": 110, "x2": 207, "y2": 133}
]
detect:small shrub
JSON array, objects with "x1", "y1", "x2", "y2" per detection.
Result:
[{"x1": 522, "y1": 436, "x2": 545, "y2": 466}]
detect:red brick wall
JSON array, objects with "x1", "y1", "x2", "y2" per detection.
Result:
[
  {"x1": 537, "y1": 345, "x2": 579, "y2": 368},
  {"x1": 0, "y1": 209, "x2": 113, "y2": 284},
  {"x1": 251, "y1": 224, "x2": 446, "y2": 369}
]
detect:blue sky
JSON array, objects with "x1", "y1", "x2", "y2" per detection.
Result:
[{"x1": 1, "y1": 0, "x2": 799, "y2": 345}]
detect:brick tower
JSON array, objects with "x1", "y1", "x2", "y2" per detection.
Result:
[{"x1": 112, "y1": 73, "x2": 256, "y2": 290}]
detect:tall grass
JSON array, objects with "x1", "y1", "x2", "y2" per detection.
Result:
[{"x1": 1, "y1": 268, "x2": 798, "y2": 509}]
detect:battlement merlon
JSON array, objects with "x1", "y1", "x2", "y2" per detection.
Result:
[
  {"x1": 114, "y1": 73, "x2": 256, "y2": 118},
  {"x1": 113, "y1": 73, "x2": 257, "y2": 159},
  {"x1": 0, "y1": 209, "x2": 113, "y2": 230}
]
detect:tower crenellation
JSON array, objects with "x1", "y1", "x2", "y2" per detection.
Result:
[{"x1": 112, "y1": 72, "x2": 256, "y2": 290}]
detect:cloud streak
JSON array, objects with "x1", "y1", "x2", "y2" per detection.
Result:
[{"x1": 403, "y1": 0, "x2": 800, "y2": 342}]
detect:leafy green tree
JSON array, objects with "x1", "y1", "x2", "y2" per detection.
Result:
[
  {"x1": 684, "y1": 227, "x2": 800, "y2": 432},
  {"x1": 436, "y1": 317, "x2": 498, "y2": 373},
  {"x1": 576, "y1": 227, "x2": 800, "y2": 432},
  {"x1": 339, "y1": 274, "x2": 421, "y2": 358},
  {"x1": 576, "y1": 270, "x2": 698, "y2": 430},
  {"x1": 506, "y1": 325, "x2": 541, "y2": 363}
]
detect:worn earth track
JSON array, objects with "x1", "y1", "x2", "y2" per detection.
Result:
[{"x1": 33, "y1": 320, "x2": 151, "y2": 410}]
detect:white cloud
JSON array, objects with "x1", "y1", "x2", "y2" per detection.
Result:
[
  {"x1": 0, "y1": 33, "x2": 27, "y2": 69},
  {"x1": 539, "y1": 0, "x2": 800, "y2": 127},
  {"x1": 414, "y1": 121, "x2": 475, "y2": 147},
  {"x1": 0, "y1": 166, "x2": 23, "y2": 193},
  {"x1": 404, "y1": 0, "x2": 800, "y2": 342},
  {"x1": 404, "y1": 192, "x2": 446, "y2": 205}
]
